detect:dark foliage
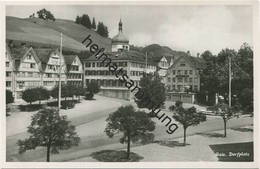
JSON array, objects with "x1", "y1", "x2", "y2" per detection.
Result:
[
  {"x1": 6, "y1": 90, "x2": 14, "y2": 104},
  {"x1": 17, "y1": 108, "x2": 80, "y2": 162},
  {"x1": 91, "y1": 150, "x2": 143, "y2": 162},
  {"x1": 135, "y1": 73, "x2": 166, "y2": 111},
  {"x1": 36, "y1": 8, "x2": 55, "y2": 21},
  {"x1": 105, "y1": 105, "x2": 155, "y2": 159},
  {"x1": 170, "y1": 101, "x2": 206, "y2": 145}
]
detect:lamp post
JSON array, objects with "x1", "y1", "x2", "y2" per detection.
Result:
[
  {"x1": 58, "y1": 33, "x2": 62, "y2": 111},
  {"x1": 228, "y1": 54, "x2": 232, "y2": 107}
]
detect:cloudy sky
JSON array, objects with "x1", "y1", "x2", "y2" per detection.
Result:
[{"x1": 6, "y1": 5, "x2": 252, "y2": 55}]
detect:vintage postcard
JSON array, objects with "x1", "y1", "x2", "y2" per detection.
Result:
[{"x1": 0, "y1": 0, "x2": 259, "y2": 168}]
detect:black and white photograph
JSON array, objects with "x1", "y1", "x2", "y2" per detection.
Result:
[{"x1": 3, "y1": 1, "x2": 257, "y2": 164}]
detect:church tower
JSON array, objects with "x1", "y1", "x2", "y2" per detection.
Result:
[{"x1": 112, "y1": 19, "x2": 130, "y2": 52}]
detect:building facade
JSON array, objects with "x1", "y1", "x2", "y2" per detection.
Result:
[
  {"x1": 7, "y1": 46, "x2": 42, "y2": 99},
  {"x1": 64, "y1": 55, "x2": 83, "y2": 87},
  {"x1": 84, "y1": 51, "x2": 156, "y2": 100},
  {"x1": 165, "y1": 55, "x2": 204, "y2": 103},
  {"x1": 34, "y1": 48, "x2": 67, "y2": 91},
  {"x1": 156, "y1": 55, "x2": 175, "y2": 84},
  {"x1": 5, "y1": 46, "x2": 83, "y2": 100}
]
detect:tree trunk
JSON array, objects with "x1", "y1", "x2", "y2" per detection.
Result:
[
  {"x1": 223, "y1": 118, "x2": 227, "y2": 137},
  {"x1": 183, "y1": 127, "x2": 187, "y2": 145},
  {"x1": 46, "y1": 144, "x2": 51, "y2": 162},
  {"x1": 127, "y1": 134, "x2": 131, "y2": 159}
]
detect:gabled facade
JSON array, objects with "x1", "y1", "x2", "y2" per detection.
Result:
[
  {"x1": 5, "y1": 47, "x2": 14, "y2": 92},
  {"x1": 166, "y1": 55, "x2": 203, "y2": 93},
  {"x1": 157, "y1": 55, "x2": 175, "y2": 84},
  {"x1": 64, "y1": 55, "x2": 83, "y2": 87},
  {"x1": 35, "y1": 48, "x2": 67, "y2": 90},
  {"x1": 9, "y1": 47, "x2": 42, "y2": 99}
]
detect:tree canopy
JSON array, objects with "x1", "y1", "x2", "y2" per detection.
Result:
[
  {"x1": 105, "y1": 105, "x2": 155, "y2": 159},
  {"x1": 17, "y1": 108, "x2": 80, "y2": 162},
  {"x1": 96, "y1": 22, "x2": 109, "y2": 38},
  {"x1": 170, "y1": 101, "x2": 206, "y2": 145},
  {"x1": 36, "y1": 8, "x2": 55, "y2": 21},
  {"x1": 135, "y1": 73, "x2": 166, "y2": 110}
]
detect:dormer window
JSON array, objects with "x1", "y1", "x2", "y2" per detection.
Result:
[{"x1": 180, "y1": 63, "x2": 186, "y2": 67}]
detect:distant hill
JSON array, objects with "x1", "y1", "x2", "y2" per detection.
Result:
[
  {"x1": 142, "y1": 44, "x2": 189, "y2": 63},
  {"x1": 6, "y1": 16, "x2": 111, "y2": 52}
]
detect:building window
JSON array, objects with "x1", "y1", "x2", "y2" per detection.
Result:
[
  {"x1": 6, "y1": 81, "x2": 11, "y2": 87},
  {"x1": 177, "y1": 77, "x2": 183, "y2": 83},
  {"x1": 189, "y1": 70, "x2": 193, "y2": 75},
  {"x1": 92, "y1": 63, "x2": 95, "y2": 67},
  {"x1": 6, "y1": 72, "x2": 11, "y2": 77},
  {"x1": 172, "y1": 85, "x2": 175, "y2": 90},
  {"x1": 30, "y1": 63, "x2": 35, "y2": 68},
  {"x1": 27, "y1": 72, "x2": 33, "y2": 77},
  {"x1": 172, "y1": 70, "x2": 176, "y2": 75},
  {"x1": 189, "y1": 78, "x2": 192, "y2": 83},
  {"x1": 180, "y1": 63, "x2": 186, "y2": 67},
  {"x1": 47, "y1": 73, "x2": 52, "y2": 78},
  {"x1": 27, "y1": 54, "x2": 32, "y2": 60},
  {"x1": 6, "y1": 62, "x2": 9, "y2": 67},
  {"x1": 85, "y1": 63, "x2": 91, "y2": 67},
  {"x1": 172, "y1": 77, "x2": 176, "y2": 82},
  {"x1": 177, "y1": 70, "x2": 181, "y2": 75},
  {"x1": 167, "y1": 77, "x2": 171, "y2": 82},
  {"x1": 184, "y1": 77, "x2": 188, "y2": 83},
  {"x1": 185, "y1": 70, "x2": 188, "y2": 75},
  {"x1": 194, "y1": 77, "x2": 198, "y2": 83},
  {"x1": 177, "y1": 85, "x2": 182, "y2": 91}
]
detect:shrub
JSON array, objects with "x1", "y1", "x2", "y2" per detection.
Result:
[
  {"x1": 85, "y1": 92, "x2": 94, "y2": 100},
  {"x1": 6, "y1": 90, "x2": 14, "y2": 104},
  {"x1": 61, "y1": 100, "x2": 75, "y2": 109}
]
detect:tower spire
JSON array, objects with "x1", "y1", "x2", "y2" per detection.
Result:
[{"x1": 119, "y1": 19, "x2": 122, "y2": 32}]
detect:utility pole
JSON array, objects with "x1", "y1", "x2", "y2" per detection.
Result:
[
  {"x1": 228, "y1": 55, "x2": 232, "y2": 107},
  {"x1": 145, "y1": 52, "x2": 147, "y2": 73},
  {"x1": 58, "y1": 33, "x2": 62, "y2": 111}
]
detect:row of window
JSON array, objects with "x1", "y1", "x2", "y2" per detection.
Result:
[
  {"x1": 16, "y1": 72, "x2": 40, "y2": 78},
  {"x1": 131, "y1": 62, "x2": 154, "y2": 69},
  {"x1": 16, "y1": 81, "x2": 42, "y2": 89},
  {"x1": 85, "y1": 62, "x2": 128, "y2": 68},
  {"x1": 47, "y1": 65, "x2": 60, "y2": 71},
  {"x1": 21, "y1": 62, "x2": 36, "y2": 69},
  {"x1": 85, "y1": 70, "x2": 127, "y2": 76},
  {"x1": 67, "y1": 73, "x2": 82, "y2": 79},
  {"x1": 167, "y1": 77, "x2": 199, "y2": 83},
  {"x1": 130, "y1": 71, "x2": 144, "y2": 76},
  {"x1": 44, "y1": 73, "x2": 66, "y2": 78},
  {"x1": 86, "y1": 79, "x2": 139, "y2": 88},
  {"x1": 172, "y1": 70, "x2": 194, "y2": 75},
  {"x1": 70, "y1": 65, "x2": 79, "y2": 71},
  {"x1": 167, "y1": 85, "x2": 198, "y2": 91}
]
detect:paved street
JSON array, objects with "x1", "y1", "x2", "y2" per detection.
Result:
[{"x1": 6, "y1": 95, "x2": 253, "y2": 162}]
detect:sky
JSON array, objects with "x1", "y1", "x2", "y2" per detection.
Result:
[{"x1": 6, "y1": 5, "x2": 253, "y2": 55}]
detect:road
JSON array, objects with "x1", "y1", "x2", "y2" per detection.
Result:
[{"x1": 6, "y1": 96, "x2": 253, "y2": 162}]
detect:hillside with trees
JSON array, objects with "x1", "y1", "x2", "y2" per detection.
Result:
[{"x1": 75, "y1": 14, "x2": 109, "y2": 38}]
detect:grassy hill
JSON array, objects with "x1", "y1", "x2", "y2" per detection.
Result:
[{"x1": 6, "y1": 16, "x2": 111, "y2": 52}]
